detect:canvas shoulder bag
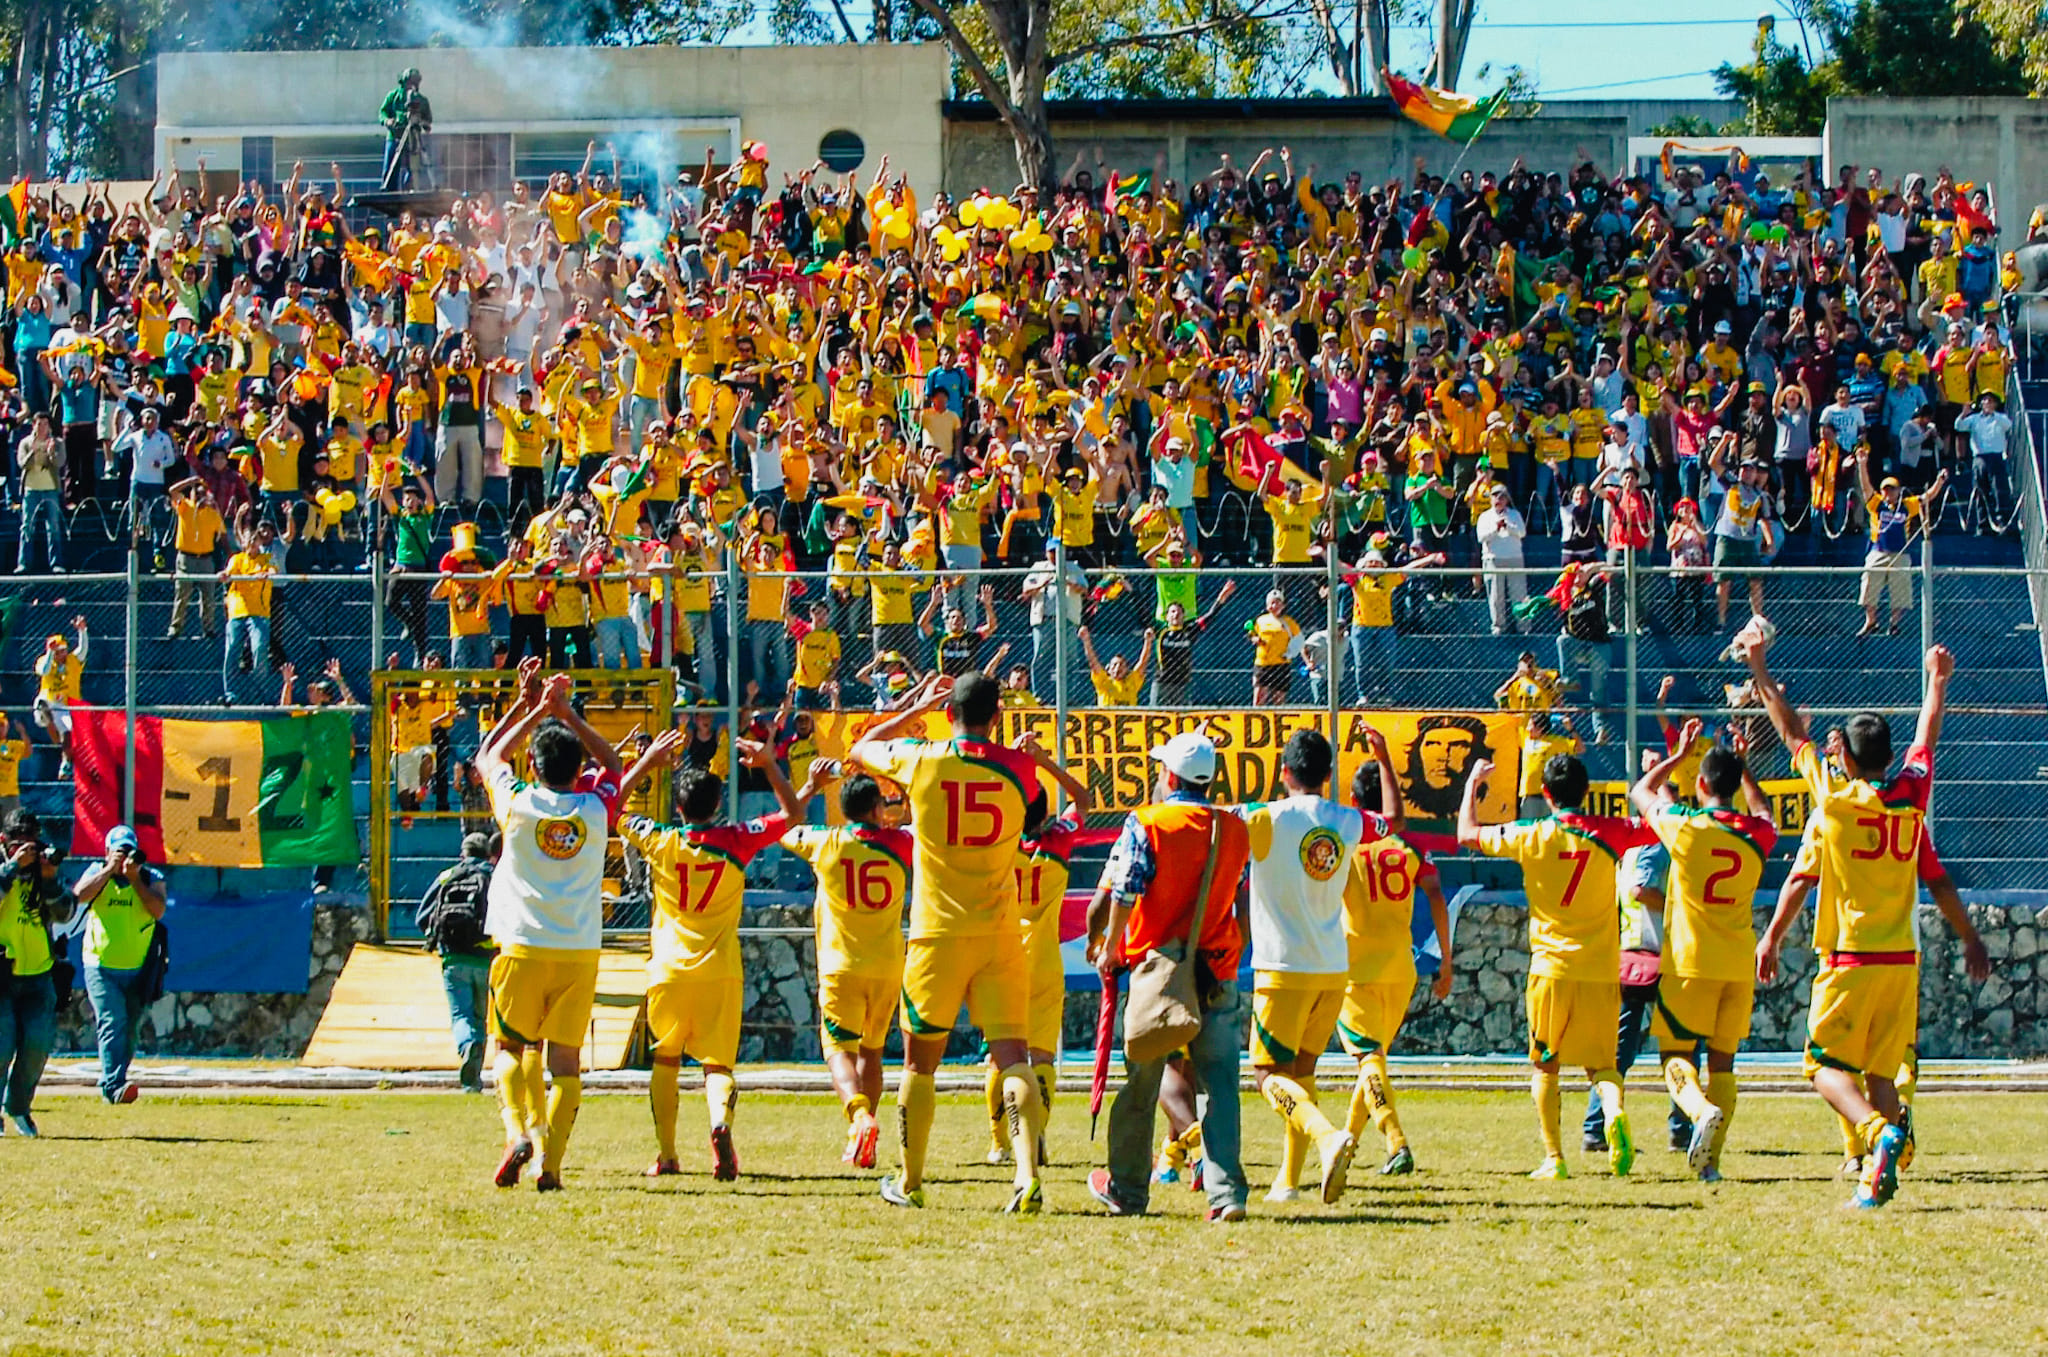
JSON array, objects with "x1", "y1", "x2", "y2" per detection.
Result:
[{"x1": 1121, "y1": 809, "x2": 1222, "y2": 1065}]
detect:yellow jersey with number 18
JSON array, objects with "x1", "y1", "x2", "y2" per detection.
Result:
[
  {"x1": 856, "y1": 737, "x2": 1043, "y2": 941},
  {"x1": 1344, "y1": 832, "x2": 1436, "y2": 984},
  {"x1": 1474, "y1": 811, "x2": 1656, "y2": 980}
]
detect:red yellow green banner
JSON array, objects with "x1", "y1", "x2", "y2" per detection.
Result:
[
  {"x1": 1383, "y1": 71, "x2": 1508, "y2": 145},
  {"x1": 72, "y1": 711, "x2": 359, "y2": 868}
]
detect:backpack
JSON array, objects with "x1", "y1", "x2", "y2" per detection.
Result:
[
  {"x1": 137, "y1": 920, "x2": 171, "y2": 1006},
  {"x1": 1565, "y1": 586, "x2": 1609, "y2": 643},
  {"x1": 416, "y1": 861, "x2": 491, "y2": 955}
]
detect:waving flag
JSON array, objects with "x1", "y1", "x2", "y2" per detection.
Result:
[
  {"x1": 1383, "y1": 71, "x2": 1508, "y2": 145},
  {"x1": 0, "y1": 180, "x2": 28, "y2": 247},
  {"x1": 71, "y1": 711, "x2": 359, "y2": 868}
]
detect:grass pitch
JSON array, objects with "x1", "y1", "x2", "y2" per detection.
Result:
[{"x1": 1, "y1": 1088, "x2": 2043, "y2": 1355}]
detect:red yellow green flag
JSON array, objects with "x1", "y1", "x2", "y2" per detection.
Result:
[
  {"x1": 0, "y1": 180, "x2": 27, "y2": 247},
  {"x1": 1382, "y1": 71, "x2": 1507, "y2": 145},
  {"x1": 71, "y1": 711, "x2": 359, "y2": 867}
]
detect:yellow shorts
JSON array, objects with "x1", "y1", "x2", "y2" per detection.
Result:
[
  {"x1": 489, "y1": 949, "x2": 600, "y2": 1049},
  {"x1": 819, "y1": 970, "x2": 899, "y2": 1055},
  {"x1": 1025, "y1": 933, "x2": 1065, "y2": 1055},
  {"x1": 1337, "y1": 978, "x2": 1416, "y2": 1058},
  {"x1": 900, "y1": 932, "x2": 1028, "y2": 1044},
  {"x1": 1526, "y1": 975, "x2": 1621, "y2": 1070},
  {"x1": 1804, "y1": 962, "x2": 1919, "y2": 1080},
  {"x1": 1651, "y1": 975, "x2": 1755, "y2": 1053},
  {"x1": 1250, "y1": 972, "x2": 1346, "y2": 1068},
  {"x1": 647, "y1": 972, "x2": 742, "y2": 1067}
]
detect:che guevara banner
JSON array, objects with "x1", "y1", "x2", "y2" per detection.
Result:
[
  {"x1": 808, "y1": 708, "x2": 1525, "y2": 825},
  {"x1": 71, "y1": 710, "x2": 359, "y2": 867}
]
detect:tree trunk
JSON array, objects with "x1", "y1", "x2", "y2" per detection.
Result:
[
  {"x1": 979, "y1": 0, "x2": 1056, "y2": 192},
  {"x1": 1005, "y1": 80, "x2": 1054, "y2": 193},
  {"x1": 1365, "y1": 0, "x2": 1392, "y2": 95},
  {"x1": 13, "y1": 6, "x2": 43, "y2": 180},
  {"x1": 1433, "y1": 0, "x2": 1474, "y2": 91},
  {"x1": 30, "y1": 5, "x2": 55, "y2": 180}
]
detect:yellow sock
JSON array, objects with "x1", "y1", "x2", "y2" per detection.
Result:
[
  {"x1": 984, "y1": 1064, "x2": 1009, "y2": 1151},
  {"x1": 1706, "y1": 1071, "x2": 1738, "y2": 1168},
  {"x1": 1175, "y1": 1121, "x2": 1204, "y2": 1155},
  {"x1": 520, "y1": 1048, "x2": 545, "y2": 1131},
  {"x1": 1033, "y1": 1064, "x2": 1055, "y2": 1127},
  {"x1": 494, "y1": 1050, "x2": 532, "y2": 1144},
  {"x1": 1661, "y1": 1053, "x2": 1714, "y2": 1123},
  {"x1": 1262, "y1": 1074, "x2": 1337, "y2": 1142},
  {"x1": 1345, "y1": 1065, "x2": 1370, "y2": 1141},
  {"x1": 896, "y1": 1069, "x2": 936, "y2": 1191},
  {"x1": 1000, "y1": 1063, "x2": 1046, "y2": 1186},
  {"x1": 1358, "y1": 1052, "x2": 1405, "y2": 1152},
  {"x1": 706, "y1": 1070, "x2": 737, "y2": 1131},
  {"x1": 1531, "y1": 1068, "x2": 1563, "y2": 1158},
  {"x1": 1854, "y1": 1110, "x2": 1891, "y2": 1152},
  {"x1": 650, "y1": 1059, "x2": 680, "y2": 1161},
  {"x1": 847, "y1": 1093, "x2": 873, "y2": 1122},
  {"x1": 1838, "y1": 1109, "x2": 1867, "y2": 1159},
  {"x1": 1896, "y1": 1048, "x2": 1919, "y2": 1106},
  {"x1": 1593, "y1": 1069, "x2": 1625, "y2": 1126},
  {"x1": 541, "y1": 1074, "x2": 582, "y2": 1176}
]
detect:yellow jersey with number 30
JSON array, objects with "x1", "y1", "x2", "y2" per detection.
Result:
[
  {"x1": 857, "y1": 737, "x2": 1043, "y2": 940},
  {"x1": 1474, "y1": 812, "x2": 1656, "y2": 980},
  {"x1": 1792, "y1": 738, "x2": 1931, "y2": 956},
  {"x1": 1648, "y1": 804, "x2": 1778, "y2": 981},
  {"x1": 783, "y1": 824, "x2": 911, "y2": 979}
]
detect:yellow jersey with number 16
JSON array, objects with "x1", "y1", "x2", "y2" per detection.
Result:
[{"x1": 783, "y1": 824, "x2": 911, "y2": 979}]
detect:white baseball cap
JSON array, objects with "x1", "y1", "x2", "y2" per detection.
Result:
[{"x1": 1151, "y1": 731, "x2": 1217, "y2": 784}]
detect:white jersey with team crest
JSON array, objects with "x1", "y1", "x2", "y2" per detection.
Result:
[
  {"x1": 485, "y1": 766, "x2": 620, "y2": 951},
  {"x1": 1240, "y1": 794, "x2": 1375, "y2": 976}
]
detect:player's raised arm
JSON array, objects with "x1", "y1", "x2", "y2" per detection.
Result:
[
  {"x1": 541, "y1": 674, "x2": 625, "y2": 780},
  {"x1": 617, "y1": 729, "x2": 682, "y2": 809},
  {"x1": 737, "y1": 737, "x2": 801, "y2": 821},
  {"x1": 1014, "y1": 728, "x2": 1091, "y2": 819},
  {"x1": 1913, "y1": 644, "x2": 1955, "y2": 757},
  {"x1": 1362, "y1": 724, "x2": 1404, "y2": 834},
  {"x1": 1629, "y1": 716, "x2": 1701, "y2": 818},
  {"x1": 847, "y1": 674, "x2": 949, "y2": 769},
  {"x1": 1455, "y1": 758, "x2": 1495, "y2": 850},
  {"x1": 1739, "y1": 634, "x2": 1808, "y2": 750},
  {"x1": 476, "y1": 657, "x2": 544, "y2": 781}
]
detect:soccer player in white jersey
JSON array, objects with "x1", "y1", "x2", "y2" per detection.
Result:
[
  {"x1": 1239, "y1": 727, "x2": 1394, "y2": 1206},
  {"x1": 475, "y1": 659, "x2": 624, "y2": 1191}
]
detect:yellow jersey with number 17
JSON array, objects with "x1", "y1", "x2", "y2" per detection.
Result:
[
  {"x1": 1648, "y1": 803, "x2": 1778, "y2": 981},
  {"x1": 620, "y1": 813, "x2": 790, "y2": 979},
  {"x1": 783, "y1": 824, "x2": 911, "y2": 979},
  {"x1": 856, "y1": 737, "x2": 1043, "y2": 941},
  {"x1": 1474, "y1": 811, "x2": 1656, "y2": 980}
]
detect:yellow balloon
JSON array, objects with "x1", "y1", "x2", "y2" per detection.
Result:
[
  {"x1": 880, "y1": 214, "x2": 912, "y2": 246},
  {"x1": 934, "y1": 225, "x2": 967, "y2": 261},
  {"x1": 959, "y1": 197, "x2": 985, "y2": 228}
]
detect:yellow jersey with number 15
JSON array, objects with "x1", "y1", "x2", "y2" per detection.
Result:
[
  {"x1": 1474, "y1": 811, "x2": 1656, "y2": 980},
  {"x1": 856, "y1": 737, "x2": 1043, "y2": 941}
]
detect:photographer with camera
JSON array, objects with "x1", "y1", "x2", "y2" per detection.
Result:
[
  {"x1": 0, "y1": 808, "x2": 72, "y2": 1137},
  {"x1": 379, "y1": 67, "x2": 433, "y2": 193},
  {"x1": 73, "y1": 824, "x2": 167, "y2": 1106},
  {"x1": 415, "y1": 830, "x2": 498, "y2": 1093}
]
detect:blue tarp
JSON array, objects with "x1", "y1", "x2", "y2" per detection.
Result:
[{"x1": 156, "y1": 892, "x2": 316, "y2": 995}]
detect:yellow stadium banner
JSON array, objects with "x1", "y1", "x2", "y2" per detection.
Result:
[
  {"x1": 805, "y1": 709, "x2": 1525, "y2": 822},
  {"x1": 1583, "y1": 779, "x2": 1814, "y2": 839},
  {"x1": 157, "y1": 720, "x2": 272, "y2": 866}
]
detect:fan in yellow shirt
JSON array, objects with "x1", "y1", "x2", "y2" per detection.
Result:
[
  {"x1": 1079, "y1": 624, "x2": 1150, "y2": 707},
  {"x1": 1248, "y1": 590, "x2": 1302, "y2": 706}
]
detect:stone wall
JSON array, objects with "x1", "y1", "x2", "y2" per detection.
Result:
[
  {"x1": 53, "y1": 897, "x2": 2045, "y2": 1063},
  {"x1": 54, "y1": 904, "x2": 368, "y2": 1059}
]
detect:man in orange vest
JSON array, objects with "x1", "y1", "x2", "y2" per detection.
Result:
[{"x1": 1084, "y1": 732, "x2": 1253, "y2": 1222}]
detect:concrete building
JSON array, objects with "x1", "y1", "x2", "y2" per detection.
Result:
[{"x1": 154, "y1": 45, "x2": 953, "y2": 199}]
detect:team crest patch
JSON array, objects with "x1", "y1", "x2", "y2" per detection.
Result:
[
  {"x1": 1299, "y1": 826, "x2": 1344, "y2": 881},
  {"x1": 535, "y1": 816, "x2": 587, "y2": 860}
]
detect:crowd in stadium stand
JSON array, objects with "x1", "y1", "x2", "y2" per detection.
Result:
[{"x1": 0, "y1": 141, "x2": 2025, "y2": 719}]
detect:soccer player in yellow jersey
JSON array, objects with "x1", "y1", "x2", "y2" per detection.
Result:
[
  {"x1": 849, "y1": 672, "x2": 1061, "y2": 1213},
  {"x1": 1743, "y1": 639, "x2": 1988, "y2": 1208},
  {"x1": 1339, "y1": 752, "x2": 1452, "y2": 1175},
  {"x1": 782, "y1": 764, "x2": 913, "y2": 1170},
  {"x1": 1628, "y1": 719, "x2": 1778, "y2": 1180},
  {"x1": 985, "y1": 738, "x2": 1091, "y2": 1167},
  {"x1": 616, "y1": 730, "x2": 799, "y2": 1181},
  {"x1": 1460, "y1": 750, "x2": 1656, "y2": 1180}
]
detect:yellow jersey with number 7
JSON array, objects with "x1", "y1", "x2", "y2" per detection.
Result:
[
  {"x1": 1474, "y1": 811, "x2": 1656, "y2": 980},
  {"x1": 857, "y1": 737, "x2": 1043, "y2": 941}
]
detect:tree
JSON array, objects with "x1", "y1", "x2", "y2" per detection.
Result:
[
  {"x1": 910, "y1": 0, "x2": 1303, "y2": 190},
  {"x1": 1928, "y1": 0, "x2": 2042, "y2": 89}
]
